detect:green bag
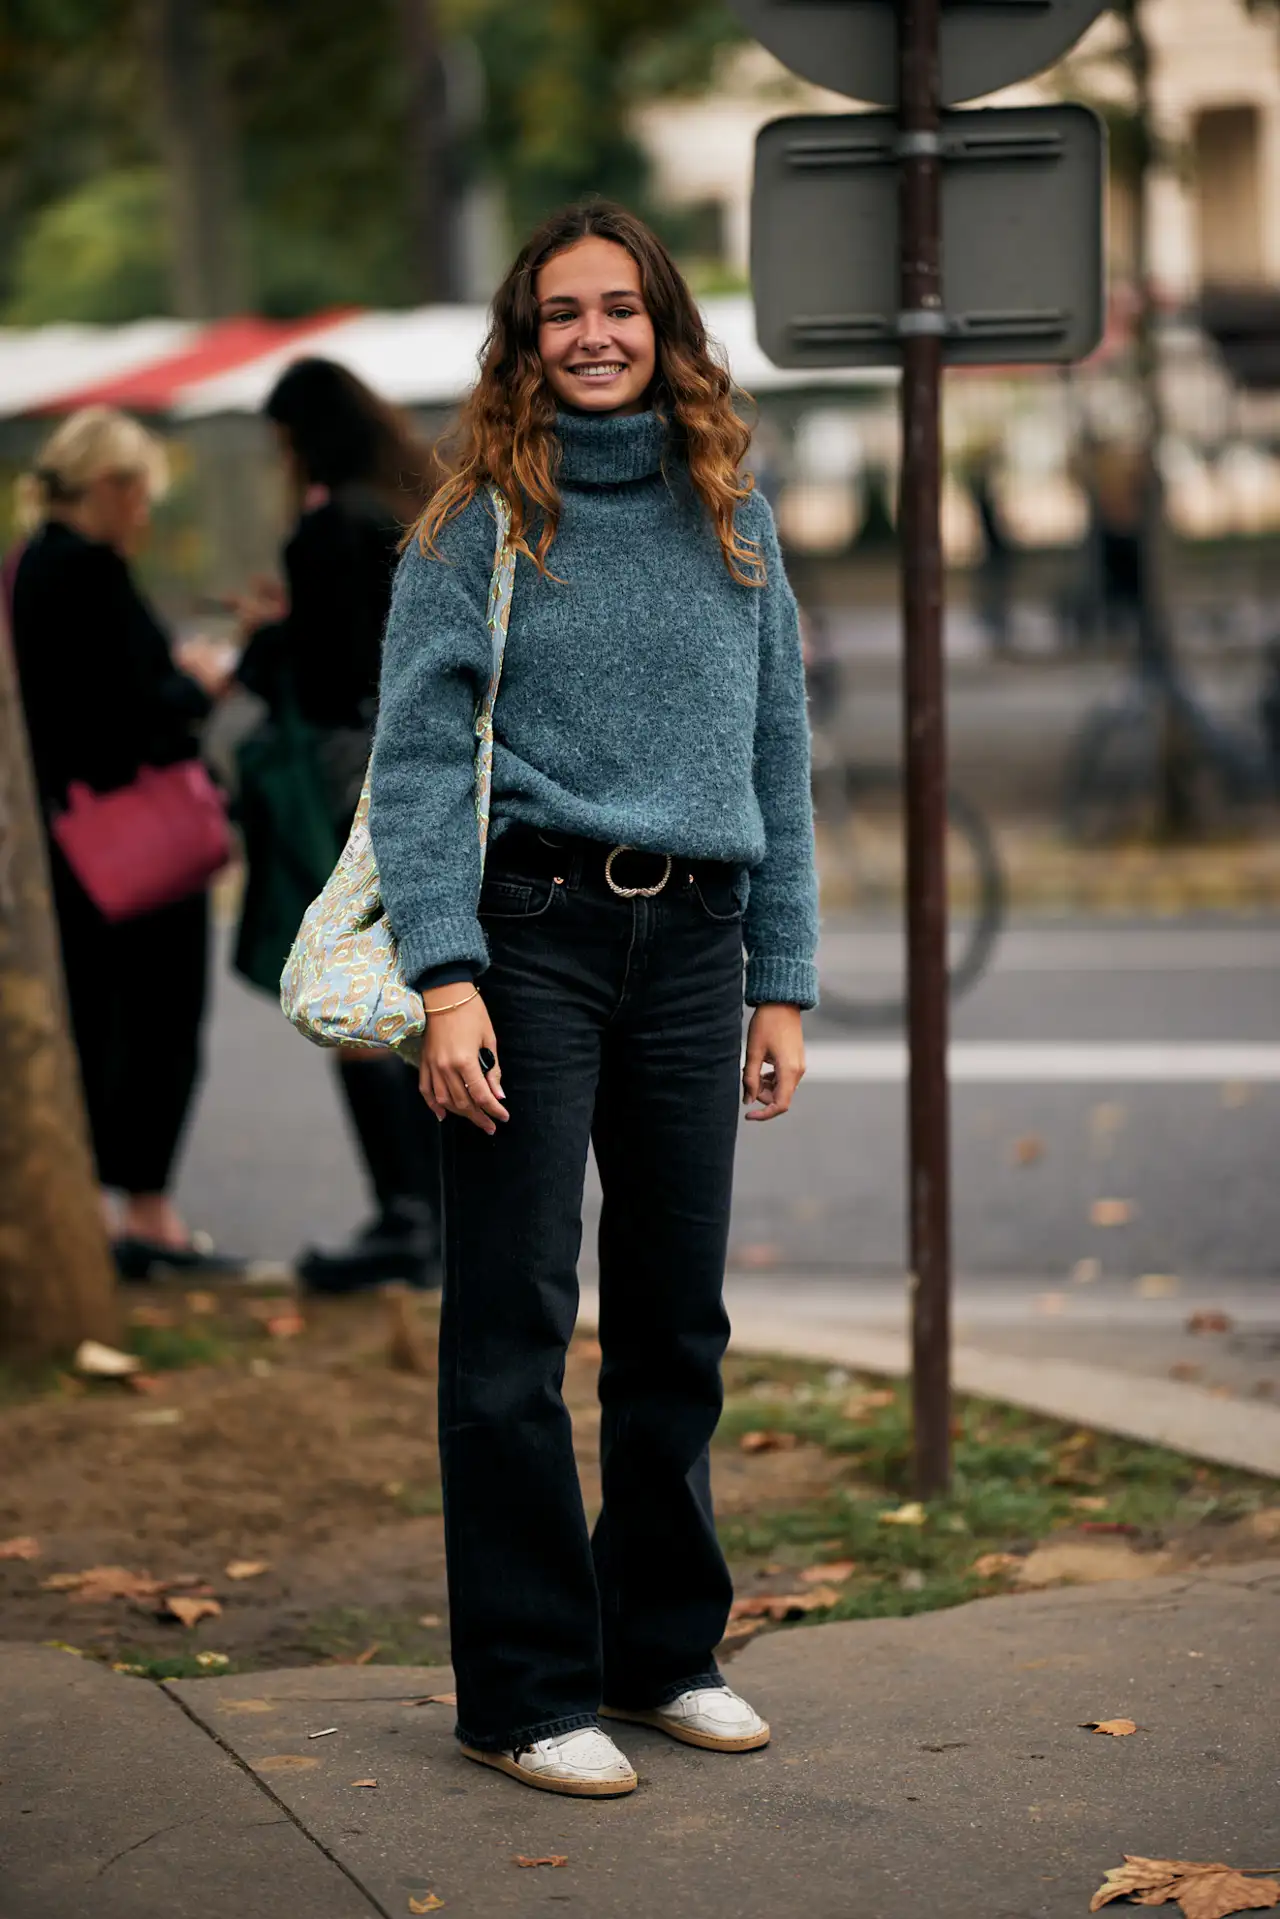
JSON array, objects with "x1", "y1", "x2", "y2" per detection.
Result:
[{"x1": 233, "y1": 698, "x2": 341, "y2": 994}]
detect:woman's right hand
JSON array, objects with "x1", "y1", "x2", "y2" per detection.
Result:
[{"x1": 418, "y1": 989, "x2": 508, "y2": 1134}]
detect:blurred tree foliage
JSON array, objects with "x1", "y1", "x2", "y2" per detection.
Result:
[{"x1": 0, "y1": 0, "x2": 744, "y2": 322}]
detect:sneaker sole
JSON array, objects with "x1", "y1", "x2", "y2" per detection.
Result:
[
  {"x1": 460, "y1": 1745, "x2": 637, "y2": 1797},
  {"x1": 600, "y1": 1706, "x2": 771, "y2": 1752}
]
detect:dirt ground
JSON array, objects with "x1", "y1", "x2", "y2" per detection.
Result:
[
  {"x1": 0, "y1": 1283, "x2": 1274, "y2": 1677},
  {"x1": 0, "y1": 1286, "x2": 848, "y2": 1673}
]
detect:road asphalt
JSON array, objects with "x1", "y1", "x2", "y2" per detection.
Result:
[{"x1": 3, "y1": 1563, "x2": 1277, "y2": 1919}]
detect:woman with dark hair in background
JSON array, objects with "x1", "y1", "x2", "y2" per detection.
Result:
[{"x1": 235, "y1": 358, "x2": 443, "y2": 1292}]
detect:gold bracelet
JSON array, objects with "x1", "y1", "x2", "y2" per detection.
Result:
[{"x1": 424, "y1": 986, "x2": 481, "y2": 1016}]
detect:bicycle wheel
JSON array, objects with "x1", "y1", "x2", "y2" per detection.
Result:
[
  {"x1": 812, "y1": 762, "x2": 1007, "y2": 1027},
  {"x1": 1063, "y1": 681, "x2": 1268, "y2": 846}
]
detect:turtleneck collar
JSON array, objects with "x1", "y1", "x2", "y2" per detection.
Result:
[{"x1": 555, "y1": 409, "x2": 667, "y2": 487}]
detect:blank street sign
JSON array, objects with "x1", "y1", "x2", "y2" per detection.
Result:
[
  {"x1": 752, "y1": 105, "x2": 1105, "y2": 369},
  {"x1": 727, "y1": 0, "x2": 1108, "y2": 107}
]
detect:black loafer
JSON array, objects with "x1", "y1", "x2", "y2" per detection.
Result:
[{"x1": 112, "y1": 1238, "x2": 244, "y2": 1283}]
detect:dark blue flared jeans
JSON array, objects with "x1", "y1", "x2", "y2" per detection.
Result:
[{"x1": 438, "y1": 834, "x2": 745, "y2": 1752}]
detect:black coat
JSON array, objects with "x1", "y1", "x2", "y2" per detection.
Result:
[
  {"x1": 236, "y1": 486, "x2": 402, "y2": 732},
  {"x1": 12, "y1": 520, "x2": 210, "y2": 806}
]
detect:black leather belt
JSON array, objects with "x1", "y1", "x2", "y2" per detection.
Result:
[{"x1": 488, "y1": 828, "x2": 737, "y2": 898}]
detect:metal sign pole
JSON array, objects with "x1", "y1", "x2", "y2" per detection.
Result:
[{"x1": 898, "y1": 0, "x2": 953, "y2": 1496}]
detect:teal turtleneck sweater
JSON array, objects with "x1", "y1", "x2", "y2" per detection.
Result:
[{"x1": 369, "y1": 409, "x2": 819, "y2": 1008}]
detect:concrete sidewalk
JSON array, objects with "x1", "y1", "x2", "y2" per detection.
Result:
[{"x1": 3, "y1": 1564, "x2": 1278, "y2": 1919}]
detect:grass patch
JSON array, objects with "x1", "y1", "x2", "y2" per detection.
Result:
[
  {"x1": 713, "y1": 1357, "x2": 1272, "y2": 1630},
  {"x1": 300, "y1": 1606, "x2": 448, "y2": 1666},
  {"x1": 106, "y1": 1650, "x2": 239, "y2": 1681},
  {"x1": 125, "y1": 1323, "x2": 238, "y2": 1371}
]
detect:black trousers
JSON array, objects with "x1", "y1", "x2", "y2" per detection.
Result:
[
  {"x1": 51, "y1": 845, "x2": 208, "y2": 1196},
  {"x1": 439, "y1": 835, "x2": 746, "y2": 1752}
]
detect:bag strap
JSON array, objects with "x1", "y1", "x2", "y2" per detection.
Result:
[{"x1": 472, "y1": 485, "x2": 515, "y2": 860}]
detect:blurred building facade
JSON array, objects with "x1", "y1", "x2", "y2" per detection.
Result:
[
  {"x1": 635, "y1": 0, "x2": 1280, "y2": 305},
  {"x1": 633, "y1": 1, "x2": 1280, "y2": 567}
]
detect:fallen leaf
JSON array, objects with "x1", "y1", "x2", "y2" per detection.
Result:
[
  {"x1": 130, "y1": 1406, "x2": 182, "y2": 1426},
  {"x1": 1070, "y1": 1497, "x2": 1110, "y2": 1513},
  {"x1": 1091, "y1": 1199, "x2": 1134, "y2": 1227},
  {"x1": 515, "y1": 1856, "x2": 568, "y2": 1869},
  {"x1": 799, "y1": 1560, "x2": 857, "y2": 1584},
  {"x1": 1169, "y1": 1363, "x2": 1204, "y2": 1383},
  {"x1": 42, "y1": 1565, "x2": 165, "y2": 1602},
  {"x1": 123, "y1": 1373, "x2": 164, "y2": 1395},
  {"x1": 739, "y1": 1429, "x2": 799, "y2": 1454},
  {"x1": 1081, "y1": 1718, "x2": 1137, "y2": 1736},
  {"x1": 853, "y1": 1388, "x2": 897, "y2": 1412},
  {"x1": 265, "y1": 1309, "x2": 305, "y2": 1339},
  {"x1": 408, "y1": 1896, "x2": 445, "y2": 1913},
  {"x1": 1138, "y1": 1273, "x2": 1179, "y2": 1298},
  {"x1": 72, "y1": 1339, "x2": 140, "y2": 1377},
  {"x1": 1187, "y1": 1311, "x2": 1233, "y2": 1335},
  {"x1": 1091, "y1": 1856, "x2": 1280, "y2": 1918},
  {"x1": 734, "y1": 1242, "x2": 781, "y2": 1269},
  {"x1": 1071, "y1": 1257, "x2": 1102, "y2": 1285},
  {"x1": 352, "y1": 1778, "x2": 378, "y2": 1788},
  {"x1": 729, "y1": 1585, "x2": 841, "y2": 1622},
  {"x1": 720, "y1": 1616, "x2": 764, "y2": 1643},
  {"x1": 185, "y1": 1291, "x2": 218, "y2": 1315},
  {"x1": 971, "y1": 1552, "x2": 1021, "y2": 1578},
  {"x1": 195, "y1": 1651, "x2": 230, "y2": 1669},
  {"x1": 225, "y1": 1559, "x2": 269, "y2": 1580},
  {"x1": 418, "y1": 1614, "x2": 442, "y2": 1628},
  {"x1": 165, "y1": 1595, "x2": 222, "y2": 1628},
  {"x1": 353, "y1": 1644, "x2": 382, "y2": 1666},
  {"x1": 0, "y1": 1535, "x2": 40, "y2": 1560},
  {"x1": 127, "y1": 1303, "x2": 174, "y2": 1328},
  {"x1": 1011, "y1": 1134, "x2": 1045, "y2": 1165},
  {"x1": 880, "y1": 1502, "x2": 927, "y2": 1526},
  {"x1": 411, "y1": 1692, "x2": 457, "y2": 1706}
]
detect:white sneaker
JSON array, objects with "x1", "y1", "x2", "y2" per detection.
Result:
[
  {"x1": 461, "y1": 1723, "x2": 638, "y2": 1797},
  {"x1": 603, "y1": 1685, "x2": 770, "y2": 1752}
]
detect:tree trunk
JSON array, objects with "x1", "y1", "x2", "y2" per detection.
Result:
[
  {"x1": 398, "y1": 0, "x2": 460, "y2": 303},
  {"x1": 0, "y1": 622, "x2": 119, "y2": 1366},
  {"x1": 147, "y1": 0, "x2": 247, "y2": 317}
]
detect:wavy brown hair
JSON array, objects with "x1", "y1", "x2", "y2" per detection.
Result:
[{"x1": 415, "y1": 201, "x2": 764, "y2": 586}]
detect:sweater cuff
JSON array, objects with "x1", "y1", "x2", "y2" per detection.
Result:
[
  {"x1": 413, "y1": 962, "x2": 477, "y2": 995},
  {"x1": 745, "y1": 954, "x2": 819, "y2": 1009},
  {"x1": 394, "y1": 911, "x2": 489, "y2": 990}
]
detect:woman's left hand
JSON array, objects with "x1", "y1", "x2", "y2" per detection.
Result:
[{"x1": 743, "y1": 1004, "x2": 806, "y2": 1121}]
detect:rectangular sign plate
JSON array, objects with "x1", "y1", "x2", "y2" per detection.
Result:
[{"x1": 752, "y1": 104, "x2": 1105, "y2": 369}]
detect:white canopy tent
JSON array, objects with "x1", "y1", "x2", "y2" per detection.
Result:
[{"x1": 172, "y1": 296, "x2": 893, "y2": 418}]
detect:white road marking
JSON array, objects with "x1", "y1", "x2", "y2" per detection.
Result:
[
  {"x1": 818, "y1": 928, "x2": 1280, "y2": 975},
  {"x1": 803, "y1": 1042, "x2": 1280, "y2": 1083}
]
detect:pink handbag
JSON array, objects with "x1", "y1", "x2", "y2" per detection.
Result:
[{"x1": 53, "y1": 760, "x2": 233, "y2": 923}]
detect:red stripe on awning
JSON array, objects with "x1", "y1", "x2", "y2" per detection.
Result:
[{"x1": 36, "y1": 310, "x2": 360, "y2": 416}]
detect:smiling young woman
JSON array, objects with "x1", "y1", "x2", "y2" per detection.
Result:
[{"x1": 368, "y1": 200, "x2": 818, "y2": 1798}]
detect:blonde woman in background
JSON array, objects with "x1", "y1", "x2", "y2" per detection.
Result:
[{"x1": 9, "y1": 407, "x2": 232, "y2": 1278}]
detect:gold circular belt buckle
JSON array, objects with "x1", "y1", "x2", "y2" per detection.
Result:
[{"x1": 605, "y1": 846, "x2": 673, "y2": 898}]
